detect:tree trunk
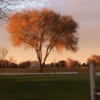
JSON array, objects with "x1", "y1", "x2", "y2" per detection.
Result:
[
  {"x1": 39, "y1": 63, "x2": 45, "y2": 73},
  {"x1": 1, "y1": 63, "x2": 4, "y2": 73}
]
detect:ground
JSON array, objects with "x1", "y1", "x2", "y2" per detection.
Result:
[{"x1": 0, "y1": 74, "x2": 98, "y2": 100}]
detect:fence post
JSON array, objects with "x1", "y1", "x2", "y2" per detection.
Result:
[{"x1": 90, "y1": 62, "x2": 96, "y2": 100}]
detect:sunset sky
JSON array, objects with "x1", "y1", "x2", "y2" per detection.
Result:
[{"x1": 0, "y1": 0, "x2": 100, "y2": 64}]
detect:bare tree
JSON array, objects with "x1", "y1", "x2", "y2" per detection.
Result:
[
  {"x1": 0, "y1": 47, "x2": 8, "y2": 60},
  {"x1": 0, "y1": 47, "x2": 8, "y2": 72},
  {"x1": 0, "y1": 0, "x2": 25, "y2": 22}
]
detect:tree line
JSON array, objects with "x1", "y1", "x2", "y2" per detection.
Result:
[{"x1": 0, "y1": 54, "x2": 100, "y2": 70}]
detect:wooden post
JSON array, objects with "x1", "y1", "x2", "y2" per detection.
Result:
[{"x1": 90, "y1": 62, "x2": 96, "y2": 100}]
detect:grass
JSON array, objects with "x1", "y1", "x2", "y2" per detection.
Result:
[
  {"x1": 0, "y1": 74, "x2": 100, "y2": 100},
  {"x1": 0, "y1": 68, "x2": 90, "y2": 74}
]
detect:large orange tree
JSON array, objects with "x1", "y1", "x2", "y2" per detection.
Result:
[{"x1": 8, "y1": 9, "x2": 79, "y2": 72}]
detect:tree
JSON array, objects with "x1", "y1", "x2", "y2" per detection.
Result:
[
  {"x1": 87, "y1": 55, "x2": 100, "y2": 67},
  {"x1": 57, "y1": 60, "x2": 67, "y2": 68},
  {"x1": 8, "y1": 9, "x2": 79, "y2": 72},
  {"x1": 73, "y1": 60, "x2": 81, "y2": 68},
  {"x1": 66, "y1": 58, "x2": 74, "y2": 68},
  {"x1": 0, "y1": 47, "x2": 8, "y2": 60},
  {"x1": 0, "y1": 0, "x2": 25, "y2": 22},
  {"x1": 67, "y1": 58, "x2": 81, "y2": 68},
  {"x1": 18, "y1": 61, "x2": 31, "y2": 68},
  {"x1": 0, "y1": 47, "x2": 8, "y2": 72}
]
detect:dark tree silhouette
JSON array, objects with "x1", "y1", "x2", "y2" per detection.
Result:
[{"x1": 0, "y1": 0, "x2": 25, "y2": 22}]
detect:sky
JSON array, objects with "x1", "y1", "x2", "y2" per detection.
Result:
[{"x1": 0, "y1": 0, "x2": 100, "y2": 64}]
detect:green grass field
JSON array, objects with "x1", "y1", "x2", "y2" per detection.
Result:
[{"x1": 0, "y1": 74, "x2": 100, "y2": 100}]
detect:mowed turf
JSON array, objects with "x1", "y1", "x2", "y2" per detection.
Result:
[{"x1": 0, "y1": 74, "x2": 100, "y2": 100}]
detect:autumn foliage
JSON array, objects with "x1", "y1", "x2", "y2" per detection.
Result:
[
  {"x1": 87, "y1": 55, "x2": 100, "y2": 66},
  {"x1": 8, "y1": 8, "x2": 78, "y2": 72}
]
